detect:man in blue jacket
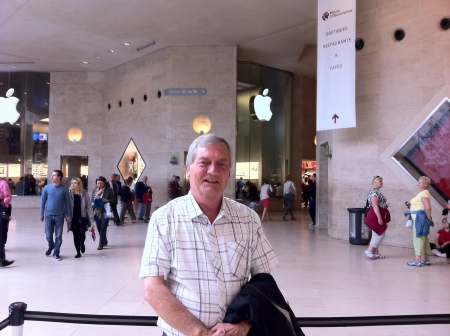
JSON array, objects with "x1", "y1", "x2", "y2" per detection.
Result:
[{"x1": 40, "y1": 170, "x2": 72, "y2": 261}]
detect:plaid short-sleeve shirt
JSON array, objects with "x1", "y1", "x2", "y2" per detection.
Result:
[{"x1": 139, "y1": 192, "x2": 279, "y2": 336}]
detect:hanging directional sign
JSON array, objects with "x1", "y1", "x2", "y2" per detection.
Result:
[{"x1": 317, "y1": 0, "x2": 356, "y2": 131}]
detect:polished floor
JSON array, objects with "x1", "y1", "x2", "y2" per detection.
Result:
[{"x1": 1, "y1": 207, "x2": 450, "y2": 336}]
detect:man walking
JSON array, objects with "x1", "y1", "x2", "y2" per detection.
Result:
[
  {"x1": 108, "y1": 174, "x2": 120, "y2": 225},
  {"x1": 0, "y1": 178, "x2": 14, "y2": 267},
  {"x1": 140, "y1": 134, "x2": 278, "y2": 336},
  {"x1": 40, "y1": 170, "x2": 72, "y2": 261},
  {"x1": 135, "y1": 175, "x2": 148, "y2": 221}
]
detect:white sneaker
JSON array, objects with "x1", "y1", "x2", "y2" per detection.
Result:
[
  {"x1": 365, "y1": 250, "x2": 375, "y2": 259},
  {"x1": 435, "y1": 251, "x2": 447, "y2": 258}
]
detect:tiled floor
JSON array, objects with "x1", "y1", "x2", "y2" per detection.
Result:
[{"x1": 1, "y1": 207, "x2": 449, "y2": 335}]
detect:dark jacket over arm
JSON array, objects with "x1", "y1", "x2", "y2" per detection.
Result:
[{"x1": 223, "y1": 273, "x2": 304, "y2": 336}]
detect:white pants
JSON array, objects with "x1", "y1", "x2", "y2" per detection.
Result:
[{"x1": 369, "y1": 231, "x2": 385, "y2": 248}]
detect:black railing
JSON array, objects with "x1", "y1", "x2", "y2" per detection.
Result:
[{"x1": 1, "y1": 302, "x2": 450, "y2": 334}]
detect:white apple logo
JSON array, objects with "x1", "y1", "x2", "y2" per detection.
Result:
[
  {"x1": 0, "y1": 88, "x2": 20, "y2": 124},
  {"x1": 250, "y1": 88, "x2": 273, "y2": 121}
]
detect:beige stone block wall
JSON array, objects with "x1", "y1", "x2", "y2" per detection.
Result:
[
  {"x1": 317, "y1": 0, "x2": 450, "y2": 247},
  {"x1": 45, "y1": 46, "x2": 236, "y2": 210},
  {"x1": 48, "y1": 72, "x2": 104, "y2": 192}
]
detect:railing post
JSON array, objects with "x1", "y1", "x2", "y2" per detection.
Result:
[{"x1": 9, "y1": 302, "x2": 27, "y2": 336}]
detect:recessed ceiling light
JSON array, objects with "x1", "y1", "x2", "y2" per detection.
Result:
[
  {"x1": 123, "y1": 42, "x2": 131, "y2": 46},
  {"x1": 96, "y1": 56, "x2": 101, "y2": 59},
  {"x1": 11, "y1": 66, "x2": 16, "y2": 69},
  {"x1": 82, "y1": 61, "x2": 89, "y2": 64},
  {"x1": 109, "y1": 49, "x2": 114, "y2": 53}
]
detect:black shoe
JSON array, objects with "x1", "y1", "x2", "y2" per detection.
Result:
[
  {"x1": 54, "y1": 255, "x2": 62, "y2": 261},
  {"x1": 45, "y1": 249, "x2": 53, "y2": 256},
  {"x1": 80, "y1": 244, "x2": 85, "y2": 253},
  {"x1": 1, "y1": 259, "x2": 14, "y2": 267},
  {"x1": 75, "y1": 253, "x2": 81, "y2": 258}
]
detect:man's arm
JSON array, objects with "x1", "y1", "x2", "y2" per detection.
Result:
[
  {"x1": 40, "y1": 187, "x2": 47, "y2": 220},
  {"x1": 143, "y1": 276, "x2": 213, "y2": 336}
]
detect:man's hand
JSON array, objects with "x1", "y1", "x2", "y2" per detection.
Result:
[
  {"x1": 210, "y1": 321, "x2": 251, "y2": 336},
  {"x1": 67, "y1": 218, "x2": 72, "y2": 223}
]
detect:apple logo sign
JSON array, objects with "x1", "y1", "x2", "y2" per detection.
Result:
[
  {"x1": 0, "y1": 88, "x2": 20, "y2": 124},
  {"x1": 249, "y1": 88, "x2": 273, "y2": 121}
]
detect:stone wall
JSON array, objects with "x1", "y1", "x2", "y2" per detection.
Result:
[
  {"x1": 317, "y1": 0, "x2": 450, "y2": 247},
  {"x1": 46, "y1": 46, "x2": 237, "y2": 209}
]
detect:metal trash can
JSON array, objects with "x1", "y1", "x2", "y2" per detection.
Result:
[{"x1": 347, "y1": 208, "x2": 371, "y2": 245}]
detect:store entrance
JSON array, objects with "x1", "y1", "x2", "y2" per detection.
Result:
[{"x1": 60, "y1": 156, "x2": 89, "y2": 190}]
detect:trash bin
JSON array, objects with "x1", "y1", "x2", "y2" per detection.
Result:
[{"x1": 347, "y1": 208, "x2": 371, "y2": 245}]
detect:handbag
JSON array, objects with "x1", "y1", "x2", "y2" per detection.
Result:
[
  {"x1": 406, "y1": 219, "x2": 412, "y2": 228},
  {"x1": 104, "y1": 203, "x2": 113, "y2": 218}
]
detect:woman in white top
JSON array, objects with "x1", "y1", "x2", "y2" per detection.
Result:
[{"x1": 260, "y1": 179, "x2": 273, "y2": 222}]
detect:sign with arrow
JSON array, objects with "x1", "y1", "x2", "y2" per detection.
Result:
[{"x1": 316, "y1": 0, "x2": 356, "y2": 131}]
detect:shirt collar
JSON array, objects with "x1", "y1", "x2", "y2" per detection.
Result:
[{"x1": 186, "y1": 191, "x2": 233, "y2": 224}]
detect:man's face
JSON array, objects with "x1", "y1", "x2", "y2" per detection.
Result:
[
  {"x1": 187, "y1": 142, "x2": 230, "y2": 204},
  {"x1": 51, "y1": 172, "x2": 61, "y2": 183},
  {"x1": 109, "y1": 175, "x2": 114, "y2": 182},
  {"x1": 143, "y1": 176, "x2": 148, "y2": 183}
]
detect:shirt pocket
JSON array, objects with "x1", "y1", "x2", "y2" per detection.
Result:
[{"x1": 225, "y1": 241, "x2": 249, "y2": 278}]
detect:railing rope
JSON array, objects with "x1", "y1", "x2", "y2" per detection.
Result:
[{"x1": 1, "y1": 302, "x2": 449, "y2": 335}]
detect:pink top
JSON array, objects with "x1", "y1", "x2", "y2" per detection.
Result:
[{"x1": 0, "y1": 179, "x2": 12, "y2": 207}]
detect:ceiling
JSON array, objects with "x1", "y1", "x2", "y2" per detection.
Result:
[{"x1": 0, "y1": 0, "x2": 318, "y2": 78}]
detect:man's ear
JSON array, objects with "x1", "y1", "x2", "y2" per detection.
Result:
[{"x1": 186, "y1": 166, "x2": 190, "y2": 177}]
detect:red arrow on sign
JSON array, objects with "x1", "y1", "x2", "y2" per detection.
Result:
[{"x1": 332, "y1": 114, "x2": 339, "y2": 123}]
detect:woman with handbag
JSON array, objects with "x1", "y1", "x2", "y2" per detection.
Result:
[
  {"x1": 364, "y1": 176, "x2": 389, "y2": 259},
  {"x1": 91, "y1": 176, "x2": 113, "y2": 251},
  {"x1": 260, "y1": 179, "x2": 273, "y2": 222},
  {"x1": 68, "y1": 177, "x2": 94, "y2": 258}
]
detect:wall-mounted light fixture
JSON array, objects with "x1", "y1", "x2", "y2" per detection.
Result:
[
  {"x1": 192, "y1": 116, "x2": 211, "y2": 134},
  {"x1": 67, "y1": 127, "x2": 82, "y2": 144}
]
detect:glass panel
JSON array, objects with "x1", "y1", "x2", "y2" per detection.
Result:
[
  {"x1": 393, "y1": 98, "x2": 450, "y2": 201},
  {"x1": 236, "y1": 62, "x2": 292, "y2": 198},
  {"x1": 0, "y1": 71, "x2": 50, "y2": 195},
  {"x1": 117, "y1": 139, "x2": 146, "y2": 183}
]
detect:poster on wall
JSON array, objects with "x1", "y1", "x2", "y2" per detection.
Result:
[
  {"x1": 236, "y1": 162, "x2": 259, "y2": 180},
  {"x1": 317, "y1": 0, "x2": 356, "y2": 131},
  {"x1": 8, "y1": 164, "x2": 20, "y2": 177}
]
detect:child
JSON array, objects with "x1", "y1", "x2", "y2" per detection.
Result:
[
  {"x1": 143, "y1": 186, "x2": 153, "y2": 223},
  {"x1": 430, "y1": 218, "x2": 450, "y2": 258}
]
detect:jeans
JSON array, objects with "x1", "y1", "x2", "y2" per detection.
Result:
[
  {"x1": 308, "y1": 197, "x2": 316, "y2": 225},
  {"x1": 45, "y1": 214, "x2": 65, "y2": 256},
  {"x1": 95, "y1": 212, "x2": 109, "y2": 247},
  {"x1": 283, "y1": 193, "x2": 294, "y2": 216},
  {"x1": 138, "y1": 202, "x2": 145, "y2": 219}
]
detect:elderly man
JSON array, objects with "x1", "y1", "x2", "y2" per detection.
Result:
[{"x1": 139, "y1": 134, "x2": 278, "y2": 336}]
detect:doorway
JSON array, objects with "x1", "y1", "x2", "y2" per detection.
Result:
[{"x1": 60, "y1": 156, "x2": 89, "y2": 189}]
